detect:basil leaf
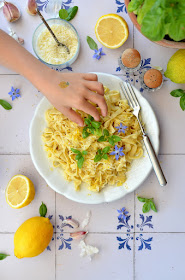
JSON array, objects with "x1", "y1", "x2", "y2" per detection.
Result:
[
  {"x1": 103, "y1": 129, "x2": 109, "y2": 136},
  {"x1": 59, "y1": 9, "x2": 68, "y2": 20},
  {"x1": 137, "y1": 196, "x2": 146, "y2": 202},
  {"x1": 86, "y1": 36, "x2": 98, "y2": 50},
  {"x1": 84, "y1": 118, "x2": 91, "y2": 125},
  {"x1": 91, "y1": 121, "x2": 101, "y2": 129},
  {"x1": 88, "y1": 115, "x2": 94, "y2": 121},
  {"x1": 39, "y1": 202, "x2": 47, "y2": 217},
  {"x1": 0, "y1": 253, "x2": 9, "y2": 260},
  {"x1": 180, "y1": 95, "x2": 185, "y2": 111},
  {"x1": 89, "y1": 127, "x2": 95, "y2": 134},
  {"x1": 82, "y1": 128, "x2": 89, "y2": 139},
  {"x1": 150, "y1": 201, "x2": 157, "y2": 212},
  {"x1": 77, "y1": 157, "x2": 84, "y2": 169},
  {"x1": 170, "y1": 89, "x2": 185, "y2": 97},
  {"x1": 98, "y1": 136, "x2": 105, "y2": 142},
  {"x1": 95, "y1": 127, "x2": 102, "y2": 136},
  {"x1": 94, "y1": 154, "x2": 102, "y2": 162},
  {"x1": 65, "y1": 6, "x2": 78, "y2": 21},
  {"x1": 75, "y1": 154, "x2": 82, "y2": 160},
  {"x1": 71, "y1": 148, "x2": 81, "y2": 154},
  {"x1": 102, "y1": 154, "x2": 108, "y2": 160},
  {"x1": 97, "y1": 149, "x2": 102, "y2": 155},
  {"x1": 82, "y1": 151, "x2": 88, "y2": 155},
  {"x1": 102, "y1": 146, "x2": 111, "y2": 154},
  {"x1": 142, "y1": 202, "x2": 151, "y2": 213},
  {"x1": 108, "y1": 138, "x2": 114, "y2": 146},
  {"x1": 112, "y1": 135, "x2": 121, "y2": 142},
  {"x1": 0, "y1": 99, "x2": 12, "y2": 110}
]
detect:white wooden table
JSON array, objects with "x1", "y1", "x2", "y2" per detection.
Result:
[{"x1": 0, "y1": 1, "x2": 185, "y2": 279}]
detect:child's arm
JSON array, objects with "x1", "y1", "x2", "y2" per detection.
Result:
[{"x1": 0, "y1": 29, "x2": 107, "y2": 126}]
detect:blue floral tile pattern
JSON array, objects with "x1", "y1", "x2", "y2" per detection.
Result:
[
  {"x1": 136, "y1": 234, "x2": 153, "y2": 251},
  {"x1": 137, "y1": 214, "x2": 153, "y2": 231},
  {"x1": 117, "y1": 214, "x2": 134, "y2": 232},
  {"x1": 52, "y1": 66, "x2": 73, "y2": 72},
  {"x1": 117, "y1": 234, "x2": 133, "y2": 250},
  {"x1": 115, "y1": 0, "x2": 127, "y2": 14},
  {"x1": 46, "y1": 215, "x2": 73, "y2": 251},
  {"x1": 61, "y1": 0, "x2": 72, "y2": 10},
  {"x1": 36, "y1": 0, "x2": 49, "y2": 11},
  {"x1": 116, "y1": 211, "x2": 154, "y2": 251}
]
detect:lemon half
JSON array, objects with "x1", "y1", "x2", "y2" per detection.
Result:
[
  {"x1": 5, "y1": 175, "x2": 35, "y2": 209},
  {"x1": 95, "y1": 14, "x2": 129, "y2": 49}
]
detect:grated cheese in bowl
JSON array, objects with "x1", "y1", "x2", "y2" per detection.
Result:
[{"x1": 32, "y1": 19, "x2": 80, "y2": 68}]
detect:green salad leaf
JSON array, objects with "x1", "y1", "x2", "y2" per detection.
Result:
[
  {"x1": 0, "y1": 99, "x2": 12, "y2": 110},
  {"x1": 0, "y1": 253, "x2": 9, "y2": 260},
  {"x1": 170, "y1": 89, "x2": 185, "y2": 111},
  {"x1": 59, "y1": 6, "x2": 78, "y2": 21},
  {"x1": 39, "y1": 202, "x2": 47, "y2": 217}
]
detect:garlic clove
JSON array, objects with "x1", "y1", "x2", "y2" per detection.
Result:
[
  {"x1": 8, "y1": 28, "x2": 24, "y2": 45},
  {"x1": 70, "y1": 231, "x2": 88, "y2": 240},
  {"x1": 27, "y1": 0, "x2": 37, "y2": 16},
  {"x1": 3, "y1": 2, "x2": 21, "y2": 22},
  {"x1": 63, "y1": 218, "x2": 79, "y2": 229}
]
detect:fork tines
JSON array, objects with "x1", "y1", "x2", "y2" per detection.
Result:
[{"x1": 119, "y1": 82, "x2": 140, "y2": 109}]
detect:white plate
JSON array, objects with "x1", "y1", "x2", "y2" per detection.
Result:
[{"x1": 29, "y1": 73, "x2": 159, "y2": 204}]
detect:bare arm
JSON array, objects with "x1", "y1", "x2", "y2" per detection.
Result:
[{"x1": 0, "y1": 29, "x2": 107, "y2": 126}]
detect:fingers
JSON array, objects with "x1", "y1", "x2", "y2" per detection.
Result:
[
  {"x1": 82, "y1": 73, "x2": 98, "y2": 81},
  {"x1": 63, "y1": 107, "x2": 84, "y2": 127},
  {"x1": 84, "y1": 90, "x2": 108, "y2": 117},
  {"x1": 84, "y1": 81, "x2": 104, "y2": 96},
  {"x1": 77, "y1": 100, "x2": 101, "y2": 121}
]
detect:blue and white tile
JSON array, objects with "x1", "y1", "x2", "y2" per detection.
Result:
[
  {"x1": 0, "y1": 75, "x2": 43, "y2": 154},
  {"x1": 56, "y1": 190, "x2": 134, "y2": 233},
  {"x1": 0, "y1": 155, "x2": 55, "y2": 233},
  {"x1": 56, "y1": 233, "x2": 134, "y2": 280},
  {"x1": 135, "y1": 233, "x2": 185, "y2": 280},
  {"x1": 135, "y1": 155, "x2": 185, "y2": 233},
  {"x1": 0, "y1": 233, "x2": 55, "y2": 280}
]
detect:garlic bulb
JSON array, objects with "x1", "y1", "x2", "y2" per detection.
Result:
[{"x1": 3, "y1": 2, "x2": 21, "y2": 22}]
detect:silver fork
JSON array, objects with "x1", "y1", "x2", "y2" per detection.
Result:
[{"x1": 120, "y1": 82, "x2": 167, "y2": 186}]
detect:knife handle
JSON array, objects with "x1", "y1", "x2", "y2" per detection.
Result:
[{"x1": 143, "y1": 134, "x2": 167, "y2": 186}]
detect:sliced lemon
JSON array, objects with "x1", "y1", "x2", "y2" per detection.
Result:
[
  {"x1": 5, "y1": 175, "x2": 35, "y2": 209},
  {"x1": 95, "y1": 14, "x2": 129, "y2": 49}
]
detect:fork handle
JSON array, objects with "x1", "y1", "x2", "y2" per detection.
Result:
[{"x1": 143, "y1": 134, "x2": 167, "y2": 186}]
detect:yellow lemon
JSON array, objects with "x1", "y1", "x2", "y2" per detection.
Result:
[
  {"x1": 95, "y1": 14, "x2": 129, "y2": 49},
  {"x1": 5, "y1": 175, "x2": 35, "y2": 209},
  {"x1": 164, "y1": 50, "x2": 185, "y2": 84},
  {"x1": 14, "y1": 217, "x2": 53, "y2": 258}
]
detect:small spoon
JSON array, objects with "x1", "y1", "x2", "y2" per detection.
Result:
[{"x1": 37, "y1": 9, "x2": 70, "y2": 54}]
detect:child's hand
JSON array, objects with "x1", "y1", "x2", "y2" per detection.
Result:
[{"x1": 37, "y1": 71, "x2": 108, "y2": 126}]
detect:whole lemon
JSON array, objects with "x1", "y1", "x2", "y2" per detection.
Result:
[
  {"x1": 164, "y1": 50, "x2": 185, "y2": 84},
  {"x1": 14, "y1": 217, "x2": 53, "y2": 259}
]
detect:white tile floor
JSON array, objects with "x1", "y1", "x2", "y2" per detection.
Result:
[{"x1": 0, "y1": 0, "x2": 185, "y2": 280}]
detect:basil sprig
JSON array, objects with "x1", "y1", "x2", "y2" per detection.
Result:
[
  {"x1": 0, "y1": 253, "x2": 9, "y2": 260},
  {"x1": 82, "y1": 115, "x2": 102, "y2": 139},
  {"x1": 59, "y1": 6, "x2": 78, "y2": 21},
  {"x1": 86, "y1": 36, "x2": 98, "y2": 50},
  {"x1": 94, "y1": 146, "x2": 111, "y2": 162},
  {"x1": 137, "y1": 197, "x2": 157, "y2": 213},
  {"x1": 98, "y1": 129, "x2": 121, "y2": 146},
  {"x1": 71, "y1": 148, "x2": 88, "y2": 169},
  {"x1": 0, "y1": 99, "x2": 12, "y2": 110},
  {"x1": 39, "y1": 202, "x2": 47, "y2": 217},
  {"x1": 170, "y1": 89, "x2": 185, "y2": 111}
]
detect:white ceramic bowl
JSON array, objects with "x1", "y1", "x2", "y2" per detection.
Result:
[{"x1": 29, "y1": 73, "x2": 160, "y2": 204}]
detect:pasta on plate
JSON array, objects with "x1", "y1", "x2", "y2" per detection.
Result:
[{"x1": 42, "y1": 86, "x2": 143, "y2": 192}]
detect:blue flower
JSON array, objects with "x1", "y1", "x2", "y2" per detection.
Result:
[
  {"x1": 115, "y1": 123, "x2": 127, "y2": 133},
  {"x1": 8, "y1": 86, "x2": 21, "y2": 101},
  {"x1": 110, "y1": 145, "x2": 125, "y2": 160},
  {"x1": 93, "y1": 47, "x2": 106, "y2": 60},
  {"x1": 117, "y1": 207, "x2": 129, "y2": 221}
]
